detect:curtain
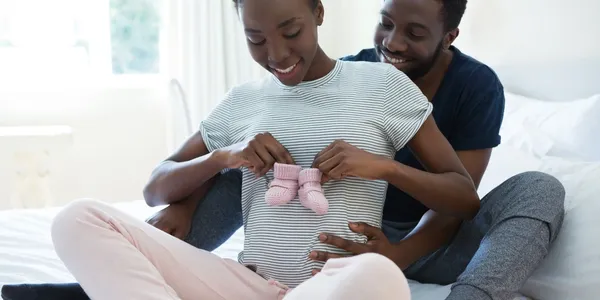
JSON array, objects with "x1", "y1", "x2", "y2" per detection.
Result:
[{"x1": 163, "y1": 0, "x2": 266, "y2": 152}]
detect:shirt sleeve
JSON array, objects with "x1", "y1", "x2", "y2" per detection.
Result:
[
  {"x1": 383, "y1": 66, "x2": 433, "y2": 151},
  {"x1": 198, "y1": 89, "x2": 234, "y2": 152},
  {"x1": 449, "y1": 67, "x2": 505, "y2": 151}
]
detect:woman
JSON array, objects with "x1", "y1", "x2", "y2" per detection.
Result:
[{"x1": 48, "y1": 0, "x2": 479, "y2": 299}]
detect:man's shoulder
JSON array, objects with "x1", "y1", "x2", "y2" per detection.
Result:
[
  {"x1": 340, "y1": 48, "x2": 379, "y2": 62},
  {"x1": 449, "y1": 47, "x2": 503, "y2": 91}
]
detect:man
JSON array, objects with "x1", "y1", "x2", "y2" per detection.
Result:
[{"x1": 2, "y1": 0, "x2": 564, "y2": 299}]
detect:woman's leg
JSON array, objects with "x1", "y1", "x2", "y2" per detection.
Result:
[
  {"x1": 285, "y1": 253, "x2": 411, "y2": 300},
  {"x1": 1, "y1": 170, "x2": 244, "y2": 300},
  {"x1": 51, "y1": 199, "x2": 282, "y2": 300},
  {"x1": 402, "y1": 171, "x2": 565, "y2": 300}
]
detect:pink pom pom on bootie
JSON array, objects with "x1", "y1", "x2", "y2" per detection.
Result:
[
  {"x1": 265, "y1": 163, "x2": 302, "y2": 206},
  {"x1": 298, "y1": 168, "x2": 328, "y2": 215}
]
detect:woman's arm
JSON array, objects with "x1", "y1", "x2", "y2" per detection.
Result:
[
  {"x1": 143, "y1": 132, "x2": 226, "y2": 207},
  {"x1": 380, "y1": 116, "x2": 480, "y2": 219}
]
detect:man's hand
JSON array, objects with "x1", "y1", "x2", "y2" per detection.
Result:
[
  {"x1": 146, "y1": 202, "x2": 195, "y2": 240},
  {"x1": 309, "y1": 222, "x2": 400, "y2": 275},
  {"x1": 312, "y1": 140, "x2": 390, "y2": 182}
]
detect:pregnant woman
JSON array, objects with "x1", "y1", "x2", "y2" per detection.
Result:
[{"x1": 44, "y1": 0, "x2": 479, "y2": 299}]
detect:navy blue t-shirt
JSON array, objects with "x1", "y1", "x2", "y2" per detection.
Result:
[{"x1": 341, "y1": 46, "x2": 505, "y2": 222}]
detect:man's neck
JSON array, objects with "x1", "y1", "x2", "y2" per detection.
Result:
[{"x1": 413, "y1": 49, "x2": 454, "y2": 101}]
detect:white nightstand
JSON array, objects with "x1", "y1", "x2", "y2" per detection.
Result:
[{"x1": 0, "y1": 125, "x2": 73, "y2": 209}]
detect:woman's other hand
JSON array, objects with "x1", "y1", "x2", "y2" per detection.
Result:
[
  {"x1": 312, "y1": 140, "x2": 391, "y2": 182},
  {"x1": 219, "y1": 132, "x2": 295, "y2": 177}
]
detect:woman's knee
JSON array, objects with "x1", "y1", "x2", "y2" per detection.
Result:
[
  {"x1": 347, "y1": 253, "x2": 411, "y2": 298},
  {"x1": 51, "y1": 199, "x2": 107, "y2": 251}
]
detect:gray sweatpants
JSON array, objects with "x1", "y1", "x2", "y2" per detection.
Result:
[{"x1": 185, "y1": 170, "x2": 565, "y2": 300}]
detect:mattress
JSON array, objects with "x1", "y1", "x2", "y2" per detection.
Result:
[{"x1": 0, "y1": 201, "x2": 531, "y2": 299}]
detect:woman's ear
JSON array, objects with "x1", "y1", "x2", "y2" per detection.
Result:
[{"x1": 315, "y1": 1, "x2": 324, "y2": 26}]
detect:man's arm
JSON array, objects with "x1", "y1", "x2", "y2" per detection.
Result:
[{"x1": 390, "y1": 149, "x2": 492, "y2": 269}]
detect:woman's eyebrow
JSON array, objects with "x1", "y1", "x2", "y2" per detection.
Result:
[{"x1": 244, "y1": 17, "x2": 299, "y2": 33}]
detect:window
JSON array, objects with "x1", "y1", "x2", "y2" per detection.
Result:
[{"x1": 0, "y1": 0, "x2": 163, "y2": 81}]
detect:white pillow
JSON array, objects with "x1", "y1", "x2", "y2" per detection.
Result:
[
  {"x1": 520, "y1": 156, "x2": 600, "y2": 300},
  {"x1": 502, "y1": 92, "x2": 600, "y2": 161},
  {"x1": 481, "y1": 140, "x2": 600, "y2": 300}
]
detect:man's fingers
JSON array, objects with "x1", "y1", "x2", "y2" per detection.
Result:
[
  {"x1": 319, "y1": 233, "x2": 368, "y2": 255},
  {"x1": 309, "y1": 251, "x2": 345, "y2": 262},
  {"x1": 349, "y1": 222, "x2": 385, "y2": 240}
]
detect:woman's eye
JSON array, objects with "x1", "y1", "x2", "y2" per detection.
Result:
[
  {"x1": 379, "y1": 21, "x2": 393, "y2": 30},
  {"x1": 284, "y1": 30, "x2": 301, "y2": 39},
  {"x1": 248, "y1": 37, "x2": 266, "y2": 45}
]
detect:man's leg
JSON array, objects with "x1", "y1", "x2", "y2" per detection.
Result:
[
  {"x1": 1, "y1": 170, "x2": 243, "y2": 300},
  {"x1": 402, "y1": 171, "x2": 565, "y2": 300},
  {"x1": 184, "y1": 169, "x2": 243, "y2": 249}
]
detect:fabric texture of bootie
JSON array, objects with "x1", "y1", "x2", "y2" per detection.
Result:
[
  {"x1": 298, "y1": 168, "x2": 328, "y2": 215},
  {"x1": 265, "y1": 163, "x2": 302, "y2": 206}
]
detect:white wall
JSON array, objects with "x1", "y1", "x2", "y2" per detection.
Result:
[
  {"x1": 318, "y1": 0, "x2": 380, "y2": 58},
  {"x1": 455, "y1": 0, "x2": 600, "y2": 65},
  {"x1": 0, "y1": 85, "x2": 169, "y2": 209}
]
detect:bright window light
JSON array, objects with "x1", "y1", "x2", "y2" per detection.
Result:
[{"x1": 0, "y1": 0, "x2": 163, "y2": 81}]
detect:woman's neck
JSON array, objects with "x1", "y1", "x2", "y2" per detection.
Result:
[{"x1": 303, "y1": 47, "x2": 336, "y2": 81}]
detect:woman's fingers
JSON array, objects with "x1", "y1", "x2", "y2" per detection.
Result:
[{"x1": 243, "y1": 132, "x2": 296, "y2": 176}]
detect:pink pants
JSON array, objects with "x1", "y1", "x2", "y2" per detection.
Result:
[{"x1": 51, "y1": 199, "x2": 411, "y2": 300}]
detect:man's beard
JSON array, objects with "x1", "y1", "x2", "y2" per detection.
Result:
[{"x1": 404, "y1": 41, "x2": 443, "y2": 81}]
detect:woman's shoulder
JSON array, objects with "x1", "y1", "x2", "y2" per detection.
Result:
[
  {"x1": 225, "y1": 76, "x2": 273, "y2": 100},
  {"x1": 337, "y1": 60, "x2": 405, "y2": 88},
  {"x1": 338, "y1": 59, "x2": 392, "y2": 73}
]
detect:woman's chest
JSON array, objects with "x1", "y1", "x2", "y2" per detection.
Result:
[{"x1": 235, "y1": 97, "x2": 393, "y2": 166}]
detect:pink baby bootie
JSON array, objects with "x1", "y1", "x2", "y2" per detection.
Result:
[
  {"x1": 298, "y1": 168, "x2": 328, "y2": 215},
  {"x1": 265, "y1": 163, "x2": 302, "y2": 206}
]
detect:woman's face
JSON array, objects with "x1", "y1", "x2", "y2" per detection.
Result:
[{"x1": 238, "y1": 0, "x2": 323, "y2": 86}]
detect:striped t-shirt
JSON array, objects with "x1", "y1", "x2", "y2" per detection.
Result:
[{"x1": 200, "y1": 60, "x2": 433, "y2": 287}]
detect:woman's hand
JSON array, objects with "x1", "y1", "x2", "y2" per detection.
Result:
[
  {"x1": 220, "y1": 132, "x2": 294, "y2": 177},
  {"x1": 309, "y1": 222, "x2": 401, "y2": 274},
  {"x1": 312, "y1": 140, "x2": 390, "y2": 182}
]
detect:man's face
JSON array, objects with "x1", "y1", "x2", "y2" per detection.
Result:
[{"x1": 374, "y1": 0, "x2": 447, "y2": 80}]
